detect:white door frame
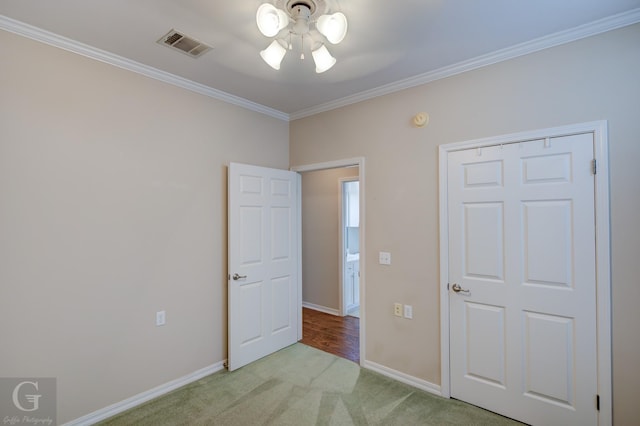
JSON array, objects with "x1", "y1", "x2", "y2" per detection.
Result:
[
  {"x1": 438, "y1": 121, "x2": 612, "y2": 424},
  {"x1": 339, "y1": 176, "x2": 359, "y2": 317},
  {"x1": 291, "y1": 157, "x2": 366, "y2": 366}
]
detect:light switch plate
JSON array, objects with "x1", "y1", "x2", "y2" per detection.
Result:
[
  {"x1": 156, "y1": 310, "x2": 166, "y2": 326},
  {"x1": 404, "y1": 305, "x2": 413, "y2": 319}
]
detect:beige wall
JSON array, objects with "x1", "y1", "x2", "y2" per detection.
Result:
[
  {"x1": 290, "y1": 24, "x2": 640, "y2": 424},
  {"x1": 3, "y1": 19, "x2": 639, "y2": 425},
  {"x1": 0, "y1": 30, "x2": 289, "y2": 423},
  {"x1": 301, "y1": 167, "x2": 359, "y2": 311}
]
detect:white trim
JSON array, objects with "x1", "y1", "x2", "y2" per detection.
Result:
[
  {"x1": 357, "y1": 159, "x2": 366, "y2": 368},
  {"x1": 63, "y1": 361, "x2": 225, "y2": 426},
  {"x1": 438, "y1": 142, "x2": 451, "y2": 399},
  {"x1": 593, "y1": 121, "x2": 612, "y2": 425},
  {"x1": 438, "y1": 121, "x2": 612, "y2": 425},
  {"x1": 289, "y1": 8, "x2": 640, "y2": 120},
  {"x1": 302, "y1": 301, "x2": 340, "y2": 316},
  {"x1": 296, "y1": 172, "x2": 303, "y2": 341},
  {"x1": 292, "y1": 157, "x2": 366, "y2": 367},
  {"x1": 292, "y1": 158, "x2": 362, "y2": 173},
  {"x1": 3, "y1": 8, "x2": 638, "y2": 122},
  {"x1": 363, "y1": 360, "x2": 442, "y2": 397},
  {"x1": 0, "y1": 15, "x2": 288, "y2": 122}
]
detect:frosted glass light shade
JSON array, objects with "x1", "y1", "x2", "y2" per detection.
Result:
[
  {"x1": 311, "y1": 44, "x2": 336, "y2": 73},
  {"x1": 316, "y1": 12, "x2": 348, "y2": 44},
  {"x1": 260, "y1": 40, "x2": 287, "y2": 70},
  {"x1": 256, "y1": 3, "x2": 288, "y2": 37}
]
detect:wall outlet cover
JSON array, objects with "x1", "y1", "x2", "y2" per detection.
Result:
[{"x1": 394, "y1": 303, "x2": 402, "y2": 317}]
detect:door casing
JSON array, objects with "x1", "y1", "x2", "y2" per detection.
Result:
[{"x1": 438, "y1": 121, "x2": 612, "y2": 424}]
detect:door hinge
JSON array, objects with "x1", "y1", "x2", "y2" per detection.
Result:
[
  {"x1": 596, "y1": 394, "x2": 600, "y2": 411},
  {"x1": 592, "y1": 159, "x2": 597, "y2": 175}
]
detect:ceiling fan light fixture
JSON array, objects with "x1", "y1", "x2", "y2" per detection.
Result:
[
  {"x1": 256, "y1": 3, "x2": 289, "y2": 37},
  {"x1": 255, "y1": 1, "x2": 346, "y2": 73},
  {"x1": 316, "y1": 12, "x2": 348, "y2": 44},
  {"x1": 311, "y1": 44, "x2": 336, "y2": 73},
  {"x1": 260, "y1": 39, "x2": 288, "y2": 70}
]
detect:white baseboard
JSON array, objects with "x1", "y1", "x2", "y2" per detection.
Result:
[
  {"x1": 64, "y1": 356, "x2": 439, "y2": 424},
  {"x1": 363, "y1": 360, "x2": 442, "y2": 397},
  {"x1": 64, "y1": 361, "x2": 226, "y2": 425},
  {"x1": 302, "y1": 302, "x2": 340, "y2": 316}
]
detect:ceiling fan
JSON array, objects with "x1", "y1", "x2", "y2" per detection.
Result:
[{"x1": 256, "y1": 0, "x2": 348, "y2": 73}]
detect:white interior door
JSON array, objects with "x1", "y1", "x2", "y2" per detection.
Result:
[
  {"x1": 228, "y1": 162, "x2": 300, "y2": 371},
  {"x1": 448, "y1": 134, "x2": 598, "y2": 425}
]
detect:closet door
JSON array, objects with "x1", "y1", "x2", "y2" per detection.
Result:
[{"x1": 448, "y1": 134, "x2": 598, "y2": 425}]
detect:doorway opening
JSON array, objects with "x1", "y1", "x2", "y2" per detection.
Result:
[{"x1": 291, "y1": 158, "x2": 365, "y2": 365}]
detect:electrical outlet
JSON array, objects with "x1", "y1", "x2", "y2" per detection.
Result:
[
  {"x1": 394, "y1": 303, "x2": 402, "y2": 317},
  {"x1": 404, "y1": 305, "x2": 413, "y2": 319},
  {"x1": 156, "y1": 310, "x2": 166, "y2": 326}
]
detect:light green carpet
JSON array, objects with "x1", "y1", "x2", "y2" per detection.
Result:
[{"x1": 99, "y1": 343, "x2": 522, "y2": 425}]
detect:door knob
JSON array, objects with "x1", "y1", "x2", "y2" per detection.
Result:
[
  {"x1": 232, "y1": 273, "x2": 247, "y2": 281},
  {"x1": 451, "y1": 283, "x2": 469, "y2": 293}
]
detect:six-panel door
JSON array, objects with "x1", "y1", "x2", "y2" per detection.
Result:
[
  {"x1": 448, "y1": 134, "x2": 598, "y2": 425},
  {"x1": 228, "y1": 163, "x2": 299, "y2": 371}
]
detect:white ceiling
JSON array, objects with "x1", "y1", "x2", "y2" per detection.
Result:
[{"x1": 1, "y1": 0, "x2": 639, "y2": 119}]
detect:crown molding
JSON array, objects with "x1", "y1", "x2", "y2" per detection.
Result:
[
  {"x1": 290, "y1": 7, "x2": 640, "y2": 120},
  {"x1": 3, "y1": 7, "x2": 639, "y2": 123},
  {"x1": 0, "y1": 15, "x2": 290, "y2": 122}
]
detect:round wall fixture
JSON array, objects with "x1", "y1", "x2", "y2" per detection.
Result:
[{"x1": 413, "y1": 112, "x2": 429, "y2": 128}]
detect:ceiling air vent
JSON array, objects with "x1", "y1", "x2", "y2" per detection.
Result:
[{"x1": 158, "y1": 29, "x2": 212, "y2": 58}]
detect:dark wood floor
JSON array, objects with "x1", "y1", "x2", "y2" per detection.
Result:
[{"x1": 300, "y1": 307, "x2": 360, "y2": 363}]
